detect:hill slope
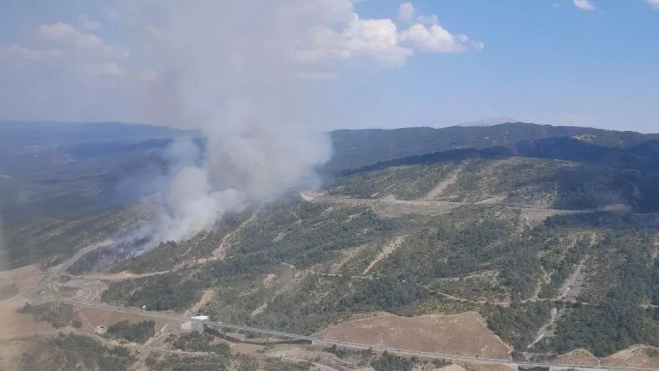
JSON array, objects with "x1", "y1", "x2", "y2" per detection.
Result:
[{"x1": 6, "y1": 121, "x2": 659, "y2": 364}]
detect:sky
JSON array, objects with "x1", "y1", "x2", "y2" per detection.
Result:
[{"x1": 0, "y1": 0, "x2": 658, "y2": 132}]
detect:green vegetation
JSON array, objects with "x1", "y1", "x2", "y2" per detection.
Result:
[
  {"x1": 370, "y1": 352, "x2": 418, "y2": 371},
  {"x1": 48, "y1": 122, "x2": 659, "y2": 359},
  {"x1": 326, "y1": 122, "x2": 659, "y2": 174},
  {"x1": 145, "y1": 354, "x2": 233, "y2": 371},
  {"x1": 18, "y1": 302, "x2": 82, "y2": 328},
  {"x1": 328, "y1": 163, "x2": 455, "y2": 200},
  {"x1": 263, "y1": 359, "x2": 313, "y2": 371},
  {"x1": 485, "y1": 301, "x2": 553, "y2": 351},
  {"x1": 144, "y1": 350, "x2": 259, "y2": 371},
  {"x1": 4, "y1": 204, "x2": 148, "y2": 269},
  {"x1": 109, "y1": 212, "x2": 254, "y2": 274},
  {"x1": 106, "y1": 320, "x2": 155, "y2": 343},
  {"x1": 169, "y1": 332, "x2": 231, "y2": 354},
  {"x1": 18, "y1": 333, "x2": 133, "y2": 371},
  {"x1": 102, "y1": 271, "x2": 204, "y2": 312},
  {"x1": 538, "y1": 236, "x2": 591, "y2": 299},
  {"x1": 540, "y1": 231, "x2": 659, "y2": 356}
]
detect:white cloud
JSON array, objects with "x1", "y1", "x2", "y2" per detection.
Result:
[
  {"x1": 296, "y1": 3, "x2": 482, "y2": 68},
  {"x1": 0, "y1": 45, "x2": 62, "y2": 61},
  {"x1": 399, "y1": 3, "x2": 416, "y2": 23},
  {"x1": 80, "y1": 62, "x2": 125, "y2": 77},
  {"x1": 78, "y1": 14, "x2": 100, "y2": 31},
  {"x1": 400, "y1": 24, "x2": 483, "y2": 53},
  {"x1": 645, "y1": 0, "x2": 659, "y2": 8},
  {"x1": 296, "y1": 15, "x2": 413, "y2": 68},
  {"x1": 573, "y1": 0, "x2": 596, "y2": 10},
  {"x1": 37, "y1": 22, "x2": 127, "y2": 59}
]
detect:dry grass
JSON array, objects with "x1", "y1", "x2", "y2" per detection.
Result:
[
  {"x1": 552, "y1": 348, "x2": 599, "y2": 366},
  {"x1": 231, "y1": 343, "x2": 265, "y2": 355},
  {"x1": 316, "y1": 311, "x2": 512, "y2": 359},
  {"x1": 0, "y1": 309, "x2": 53, "y2": 338},
  {"x1": 602, "y1": 345, "x2": 659, "y2": 369},
  {"x1": 0, "y1": 264, "x2": 43, "y2": 291}
]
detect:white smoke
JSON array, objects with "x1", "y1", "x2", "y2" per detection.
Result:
[{"x1": 125, "y1": 0, "x2": 340, "y2": 244}]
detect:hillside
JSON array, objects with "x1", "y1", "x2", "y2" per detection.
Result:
[
  {"x1": 101, "y1": 146, "x2": 659, "y2": 360},
  {"x1": 4, "y1": 121, "x2": 659, "y2": 366}
]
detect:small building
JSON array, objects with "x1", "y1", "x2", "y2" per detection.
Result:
[{"x1": 190, "y1": 315, "x2": 209, "y2": 332}]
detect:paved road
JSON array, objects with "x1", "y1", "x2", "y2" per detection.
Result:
[{"x1": 55, "y1": 300, "x2": 656, "y2": 371}]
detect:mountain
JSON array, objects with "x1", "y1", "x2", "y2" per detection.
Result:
[
  {"x1": 326, "y1": 122, "x2": 659, "y2": 173},
  {"x1": 4, "y1": 120, "x2": 659, "y2": 368},
  {"x1": 458, "y1": 116, "x2": 518, "y2": 127}
]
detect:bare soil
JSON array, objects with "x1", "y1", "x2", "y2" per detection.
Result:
[
  {"x1": 0, "y1": 308, "x2": 53, "y2": 338},
  {"x1": 316, "y1": 311, "x2": 512, "y2": 359},
  {"x1": 552, "y1": 348, "x2": 599, "y2": 366},
  {"x1": 231, "y1": 343, "x2": 265, "y2": 355},
  {"x1": 0, "y1": 338, "x2": 28, "y2": 370},
  {"x1": 0, "y1": 264, "x2": 43, "y2": 292},
  {"x1": 423, "y1": 167, "x2": 462, "y2": 201},
  {"x1": 361, "y1": 236, "x2": 406, "y2": 275},
  {"x1": 185, "y1": 289, "x2": 215, "y2": 316},
  {"x1": 602, "y1": 346, "x2": 659, "y2": 369}
]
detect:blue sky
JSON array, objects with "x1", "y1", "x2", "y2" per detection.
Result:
[{"x1": 0, "y1": 0, "x2": 658, "y2": 132}]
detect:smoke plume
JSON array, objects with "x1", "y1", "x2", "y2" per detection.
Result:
[{"x1": 126, "y1": 0, "x2": 338, "y2": 246}]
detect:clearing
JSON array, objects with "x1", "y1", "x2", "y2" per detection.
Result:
[
  {"x1": 422, "y1": 166, "x2": 463, "y2": 201},
  {"x1": 552, "y1": 348, "x2": 599, "y2": 366},
  {"x1": 0, "y1": 264, "x2": 43, "y2": 292},
  {"x1": 316, "y1": 311, "x2": 512, "y2": 359},
  {"x1": 361, "y1": 235, "x2": 407, "y2": 275},
  {"x1": 602, "y1": 346, "x2": 659, "y2": 369},
  {"x1": 0, "y1": 308, "x2": 53, "y2": 338}
]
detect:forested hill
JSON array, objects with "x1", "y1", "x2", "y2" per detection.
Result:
[{"x1": 326, "y1": 122, "x2": 659, "y2": 173}]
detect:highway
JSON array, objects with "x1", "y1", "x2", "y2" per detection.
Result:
[{"x1": 57, "y1": 299, "x2": 657, "y2": 371}]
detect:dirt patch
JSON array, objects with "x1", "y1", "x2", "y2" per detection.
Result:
[
  {"x1": 423, "y1": 167, "x2": 462, "y2": 201},
  {"x1": 552, "y1": 348, "x2": 599, "y2": 366},
  {"x1": 329, "y1": 244, "x2": 369, "y2": 275},
  {"x1": 231, "y1": 343, "x2": 265, "y2": 355},
  {"x1": 316, "y1": 311, "x2": 512, "y2": 359},
  {"x1": 457, "y1": 363, "x2": 514, "y2": 371},
  {"x1": 434, "y1": 365, "x2": 466, "y2": 371},
  {"x1": 0, "y1": 264, "x2": 43, "y2": 292},
  {"x1": 77, "y1": 306, "x2": 181, "y2": 331},
  {"x1": 0, "y1": 308, "x2": 53, "y2": 337},
  {"x1": 186, "y1": 289, "x2": 215, "y2": 316},
  {"x1": 0, "y1": 338, "x2": 28, "y2": 370},
  {"x1": 361, "y1": 236, "x2": 406, "y2": 275},
  {"x1": 602, "y1": 346, "x2": 659, "y2": 369}
]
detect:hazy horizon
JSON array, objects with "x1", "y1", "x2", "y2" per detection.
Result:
[{"x1": 1, "y1": 1, "x2": 658, "y2": 133}]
